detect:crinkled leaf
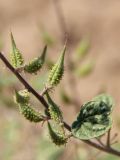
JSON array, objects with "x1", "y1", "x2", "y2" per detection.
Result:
[
  {"x1": 93, "y1": 94, "x2": 114, "y2": 111},
  {"x1": 72, "y1": 94, "x2": 114, "y2": 140}
]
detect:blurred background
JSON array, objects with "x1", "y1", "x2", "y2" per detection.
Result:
[{"x1": 1, "y1": 0, "x2": 120, "y2": 159}]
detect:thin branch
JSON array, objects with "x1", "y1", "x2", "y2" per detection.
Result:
[
  {"x1": 1, "y1": 52, "x2": 120, "y2": 157},
  {"x1": 96, "y1": 138, "x2": 105, "y2": 147},
  {"x1": 107, "y1": 129, "x2": 111, "y2": 147},
  {"x1": 40, "y1": 85, "x2": 52, "y2": 96},
  {"x1": 0, "y1": 52, "x2": 49, "y2": 110}
]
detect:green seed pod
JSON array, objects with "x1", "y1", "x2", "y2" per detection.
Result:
[
  {"x1": 24, "y1": 45, "x2": 47, "y2": 73},
  {"x1": 19, "y1": 104, "x2": 44, "y2": 122},
  {"x1": 47, "y1": 122, "x2": 67, "y2": 146},
  {"x1": 14, "y1": 89, "x2": 30, "y2": 104},
  {"x1": 48, "y1": 44, "x2": 66, "y2": 86},
  {"x1": 46, "y1": 92, "x2": 63, "y2": 124},
  {"x1": 10, "y1": 32, "x2": 24, "y2": 68}
]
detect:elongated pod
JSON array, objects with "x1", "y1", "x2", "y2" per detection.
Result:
[
  {"x1": 48, "y1": 44, "x2": 66, "y2": 87},
  {"x1": 19, "y1": 103, "x2": 44, "y2": 122},
  {"x1": 46, "y1": 92, "x2": 63, "y2": 124},
  {"x1": 48, "y1": 122, "x2": 67, "y2": 146},
  {"x1": 24, "y1": 45, "x2": 47, "y2": 73},
  {"x1": 10, "y1": 32, "x2": 24, "y2": 68}
]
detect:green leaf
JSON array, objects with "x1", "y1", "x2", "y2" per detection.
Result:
[
  {"x1": 47, "y1": 122, "x2": 67, "y2": 146},
  {"x1": 93, "y1": 94, "x2": 114, "y2": 111},
  {"x1": 72, "y1": 94, "x2": 114, "y2": 140},
  {"x1": 19, "y1": 104, "x2": 44, "y2": 123},
  {"x1": 24, "y1": 45, "x2": 47, "y2": 74},
  {"x1": 10, "y1": 32, "x2": 24, "y2": 68},
  {"x1": 48, "y1": 44, "x2": 66, "y2": 87},
  {"x1": 46, "y1": 92, "x2": 63, "y2": 124}
]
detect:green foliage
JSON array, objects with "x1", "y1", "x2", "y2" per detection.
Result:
[
  {"x1": 19, "y1": 104, "x2": 44, "y2": 122},
  {"x1": 48, "y1": 44, "x2": 66, "y2": 87},
  {"x1": 46, "y1": 92, "x2": 63, "y2": 124},
  {"x1": 72, "y1": 94, "x2": 114, "y2": 140},
  {"x1": 1, "y1": 31, "x2": 118, "y2": 158},
  {"x1": 47, "y1": 122, "x2": 67, "y2": 146},
  {"x1": 10, "y1": 32, "x2": 24, "y2": 68},
  {"x1": 24, "y1": 45, "x2": 47, "y2": 74},
  {"x1": 93, "y1": 94, "x2": 114, "y2": 110}
]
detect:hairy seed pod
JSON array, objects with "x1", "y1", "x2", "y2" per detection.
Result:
[
  {"x1": 10, "y1": 32, "x2": 24, "y2": 68},
  {"x1": 48, "y1": 44, "x2": 66, "y2": 86},
  {"x1": 14, "y1": 89, "x2": 30, "y2": 104},
  {"x1": 24, "y1": 45, "x2": 47, "y2": 73},
  {"x1": 47, "y1": 122, "x2": 67, "y2": 146},
  {"x1": 19, "y1": 104, "x2": 44, "y2": 122},
  {"x1": 46, "y1": 92, "x2": 63, "y2": 124}
]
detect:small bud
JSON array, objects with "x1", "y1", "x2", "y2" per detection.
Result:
[
  {"x1": 47, "y1": 122, "x2": 67, "y2": 146},
  {"x1": 14, "y1": 89, "x2": 30, "y2": 104},
  {"x1": 10, "y1": 32, "x2": 24, "y2": 68},
  {"x1": 48, "y1": 44, "x2": 66, "y2": 87},
  {"x1": 24, "y1": 45, "x2": 47, "y2": 74}
]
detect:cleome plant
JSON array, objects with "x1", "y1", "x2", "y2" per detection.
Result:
[{"x1": 0, "y1": 33, "x2": 120, "y2": 158}]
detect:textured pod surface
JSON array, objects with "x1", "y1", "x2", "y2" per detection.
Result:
[
  {"x1": 14, "y1": 89, "x2": 30, "y2": 104},
  {"x1": 47, "y1": 122, "x2": 67, "y2": 146},
  {"x1": 46, "y1": 92, "x2": 63, "y2": 124},
  {"x1": 48, "y1": 45, "x2": 66, "y2": 86},
  {"x1": 10, "y1": 32, "x2": 24, "y2": 68},
  {"x1": 72, "y1": 94, "x2": 114, "y2": 140},
  {"x1": 19, "y1": 104, "x2": 44, "y2": 122},
  {"x1": 24, "y1": 45, "x2": 47, "y2": 73}
]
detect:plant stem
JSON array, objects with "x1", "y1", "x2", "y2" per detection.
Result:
[
  {"x1": 1, "y1": 51, "x2": 120, "y2": 157},
  {"x1": 107, "y1": 129, "x2": 111, "y2": 147}
]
